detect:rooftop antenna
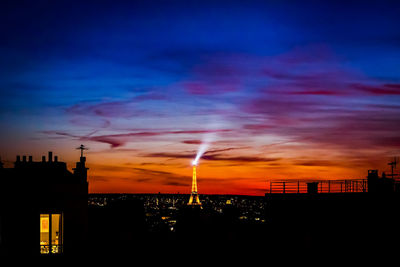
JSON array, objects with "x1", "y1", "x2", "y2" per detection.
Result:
[
  {"x1": 388, "y1": 157, "x2": 398, "y2": 179},
  {"x1": 76, "y1": 144, "x2": 89, "y2": 157}
]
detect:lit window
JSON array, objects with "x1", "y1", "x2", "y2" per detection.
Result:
[{"x1": 40, "y1": 213, "x2": 63, "y2": 254}]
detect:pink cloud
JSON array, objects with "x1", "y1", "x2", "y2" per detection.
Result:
[
  {"x1": 60, "y1": 45, "x2": 400, "y2": 156},
  {"x1": 66, "y1": 92, "x2": 168, "y2": 119},
  {"x1": 288, "y1": 90, "x2": 347, "y2": 96},
  {"x1": 66, "y1": 100, "x2": 143, "y2": 118},
  {"x1": 144, "y1": 151, "x2": 279, "y2": 163},
  {"x1": 181, "y1": 139, "x2": 203, "y2": 145},
  {"x1": 352, "y1": 83, "x2": 400, "y2": 95},
  {"x1": 242, "y1": 124, "x2": 274, "y2": 130},
  {"x1": 43, "y1": 129, "x2": 232, "y2": 148}
]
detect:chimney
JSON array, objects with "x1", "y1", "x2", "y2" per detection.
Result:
[
  {"x1": 54, "y1": 156, "x2": 58, "y2": 162},
  {"x1": 48, "y1": 151, "x2": 53, "y2": 162},
  {"x1": 29, "y1": 156, "x2": 33, "y2": 162},
  {"x1": 22, "y1": 155, "x2": 27, "y2": 162},
  {"x1": 42, "y1": 156, "x2": 46, "y2": 162},
  {"x1": 16, "y1": 155, "x2": 21, "y2": 162}
]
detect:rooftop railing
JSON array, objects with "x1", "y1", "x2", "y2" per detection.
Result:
[{"x1": 267, "y1": 179, "x2": 368, "y2": 194}]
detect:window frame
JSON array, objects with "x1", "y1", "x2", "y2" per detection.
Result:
[{"x1": 39, "y1": 212, "x2": 63, "y2": 255}]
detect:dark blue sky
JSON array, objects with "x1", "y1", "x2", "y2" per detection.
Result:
[{"x1": 2, "y1": 1, "x2": 399, "y2": 77}]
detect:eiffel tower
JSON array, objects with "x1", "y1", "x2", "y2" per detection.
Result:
[{"x1": 188, "y1": 164, "x2": 201, "y2": 206}]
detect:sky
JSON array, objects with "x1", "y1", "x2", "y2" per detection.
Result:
[{"x1": 1, "y1": 0, "x2": 400, "y2": 195}]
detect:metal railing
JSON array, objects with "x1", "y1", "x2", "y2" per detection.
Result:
[
  {"x1": 267, "y1": 179, "x2": 368, "y2": 194},
  {"x1": 40, "y1": 245, "x2": 63, "y2": 254}
]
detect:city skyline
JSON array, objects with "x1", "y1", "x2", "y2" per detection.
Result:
[{"x1": 1, "y1": 1, "x2": 400, "y2": 195}]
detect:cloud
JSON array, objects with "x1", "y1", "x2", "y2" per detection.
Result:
[
  {"x1": 65, "y1": 92, "x2": 168, "y2": 120},
  {"x1": 202, "y1": 48, "x2": 397, "y2": 152},
  {"x1": 66, "y1": 99, "x2": 149, "y2": 118},
  {"x1": 181, "y1": 139, "x2": 203, "y2": 145},
  {"x1": 131, "y1": 167, "x2": 190, "y2": 187},
  {"x1": 182, "y1": 80, "x2": 238, "y2": 95},
  {"x1": 202, "y1": 154, "x2": 280, "y2": 163},
  {"x1": 204, "y1": 147, "x2": 250, "y2": 154},
  {"x1": 240, "y1": 104, "x2": 400, "y2": 150},
  {"x1": 135, "y1": 178, "x2": 153, "y2": 183},
  {"x1": 163, "y1": 181, "x2": 189, "y2": 187},
  {"x1": 288, "y1": 90, "x2": 347, "y2": 96},
  {"x1": 293, "y1": 160, "x2": 338, "y2": 167},
  {"x1": 69, "y1": 117, "x2": 111, "y2": 129},
  {"x1": 351, "y1": 83, "x2": 400, "y2": 95},
  {"x1": 143, "y1": 151, "x2": 279, "y2": 163},
  {"x1": 144, "y1": 152, "x2": 195, "y2": 159},
  {"x1": 243, "y1": 124, "x2": 274, "y2": 131},
  {"x1": 42, "y1": 129, "x2": 232, "y2": 148},
  {"x1": 132, "y1": 167, "x2": 175, "y2": 176},
  {"x1": 45, "y1": 46, "x2": 400, "y2": 156},
  {"x1": 88, "y1": 136, "x2": 126, "y2": 148}
]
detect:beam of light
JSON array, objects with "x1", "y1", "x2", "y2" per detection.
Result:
[{"x1": 192, "y1": 132, "x2": 215, "y2": 166}]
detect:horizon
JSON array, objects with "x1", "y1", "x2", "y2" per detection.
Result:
[{"x1": 1, "y1": 1, "x2": 400, "y2": 195}]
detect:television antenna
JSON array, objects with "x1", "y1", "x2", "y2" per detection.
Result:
[
  {"x1": 76, "y1": 144, "x2": 89, "y2": 157},
  {"x1": 388, "y1": 157, "x2": 399, "y2": 179}
]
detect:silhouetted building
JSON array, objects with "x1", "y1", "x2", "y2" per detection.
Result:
[
  {"x1": 367, "y1": 169, "x2": 397, "y2": 194},
  {"x1": 0, "y1": 151, "x2": 88, "y2": 258},
  {"x1": 265, "y1": 170, "x2": 400, "y2": 254}
]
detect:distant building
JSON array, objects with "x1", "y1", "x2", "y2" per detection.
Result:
[{"x1": 0, "y1": 151, "x2": 88, "y2": 257}]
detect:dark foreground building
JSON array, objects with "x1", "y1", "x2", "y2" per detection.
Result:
[
  {"x1": 265, "y1": 170, "x2": 400, "y2": 254},
  {"x1": 2, "y1": 150, "x2": 399, "y2": 260},
  {"x1": 0, "y1": 152, "x2": 88, "y2": 258}
]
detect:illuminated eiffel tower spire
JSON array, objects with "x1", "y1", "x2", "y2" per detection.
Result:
[{"x1": 188, "y1": 164, "x2": 201, "y2": 206}]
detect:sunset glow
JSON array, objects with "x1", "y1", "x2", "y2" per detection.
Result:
[{"x1": 1, "y1": 1, "x2": 400, "y2": 195}]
